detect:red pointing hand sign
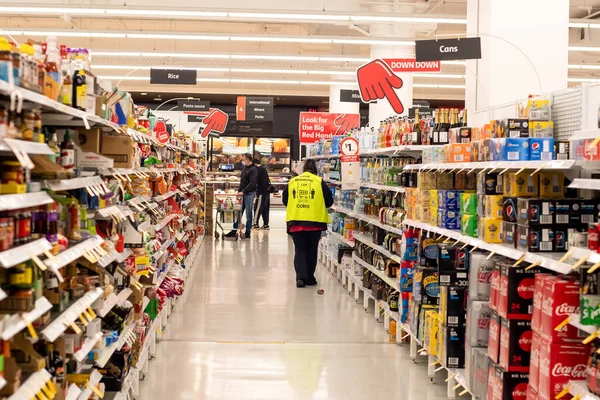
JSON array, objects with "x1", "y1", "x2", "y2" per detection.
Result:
[
  {"x1": 356, "y1": 59, "x2": 404, "y2": 114},
  {"x1": 334, "y1": 113, "x2": 359, "y2": 135},
  {"x1": 201, "y1": 109, "x2": 228, "y2": 138}
]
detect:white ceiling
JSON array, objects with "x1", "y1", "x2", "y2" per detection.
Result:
[{"x1": 2, "y1": 0, "x2": 600, "y2": 103}]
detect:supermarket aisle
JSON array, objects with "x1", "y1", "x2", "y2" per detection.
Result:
[{"x1": 140, "y1": 210, "x2": 448, "y2": 400}]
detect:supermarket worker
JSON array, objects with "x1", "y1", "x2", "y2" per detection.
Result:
[{"x1": 283, "y1": 159, "x2": 333, "y2": 288}]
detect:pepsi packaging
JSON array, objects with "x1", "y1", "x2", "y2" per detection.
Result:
[
  {"x1": 581, "y1": 199, "x2": 600, "y2": 224},
  {"x1": 440, "y1": 286, "x2": 468, "y2": 327},
  {"x1": 490, "y1": 138, "x2": 506, "y2": 161},
  {"x1": 438, "y1": 209, "x2": 461, "y2": 230},
  {"x1": 554, "y1": 199, "x2": 581, "y2": 225},
  {"x1": 503, "y1": 221, "x2": 517, "y2": 248},
  {"x1": 517, "y1": 225, "x2": 554, "y2": 252},
  {"x1": 499, "y1": 318, "x2": 533, "y2": 372},
  {"x1": 517, "y1": 198, "x2": 554, "y2": 226},
  {"x1": 505, "y1": 137, "x2": 530, "y2": 161},
  {"x1": 553, "y1": 226, "x2": 587, "y2": 252},
  {"x1": 529, "y1": 137, "x2": 554, "y2": 161},
  {"x1": 438, "y1": 190, "x2": 462, "y2": 211},
  {"x1": 438, "y1": 244, "x2": 469, "y2": 286},
  {"x1": 502, "y1": 197, "x2": 518, "y2": 223}
]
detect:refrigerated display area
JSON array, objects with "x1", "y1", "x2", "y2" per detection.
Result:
[
  {"x1": 202, "y1": 171, "x2": 292, "y2": 207},
  {"x1": 209, "y1": 136, "x2": 292, "y2": 173}
]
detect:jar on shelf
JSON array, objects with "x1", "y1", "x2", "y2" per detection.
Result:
[{"x1": 1, "y1": 160, "x2": 26, "y2": 194}]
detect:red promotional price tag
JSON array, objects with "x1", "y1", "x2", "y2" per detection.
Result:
[{"x1": 340, "y1": 137, "x2": 359, "y2": 163}]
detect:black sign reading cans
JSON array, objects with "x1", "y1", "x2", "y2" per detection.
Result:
[
  {"x1": 187, "y1": 115, "x2": 207, "y2": 123},
  {"x1": 340, "y1": 89, "x2": 361, "y2": 103},
  {"x1": 150, "y1": 68, "x2": 197, "y2": 85},
  {"x1": 177, "y1": 100, "x2": 210, "y2": 112},
  {"x1": 415, "y1": 38, "x2": 482, "y2": 62},
  {"x1": 408, "y1": 107, "x2": 434, "y2": 118}
]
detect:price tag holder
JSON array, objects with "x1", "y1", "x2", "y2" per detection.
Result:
[{"x1": 340, "y1": 137, "x2": 360, "y2": 191}]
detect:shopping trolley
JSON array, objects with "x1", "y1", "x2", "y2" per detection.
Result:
[{"x1": 214, "y1": 194, "x2": 243, "y2": 240}]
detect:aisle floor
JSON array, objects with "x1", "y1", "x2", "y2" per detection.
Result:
[{"x1": 139, "y1": 210, "x2": 450, "y2": 400}]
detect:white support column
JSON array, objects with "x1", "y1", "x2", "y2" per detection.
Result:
[
  {"x1": 329, "y1": 84, "x2": 360, "y2": 114},
  {"x1": 466, "y1": 0, "x2": 569, "y2": 111}
]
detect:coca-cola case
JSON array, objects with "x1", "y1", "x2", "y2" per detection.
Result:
[
  {"x1": 540, "y1": 278, "x2": 584, "y2": 343},
  {"x1": 490, "y1": 262, "x2": 502, "y2": 311},
  {"x1": 442, "y1": 324, "x2": 466, "y2": 368},
  {"x1": 494, "y1": 365, "x2": 530, "y2": 400},
  {"x1": 499, "y1": 318, "x2": 533, "y2": 373},
  {"x1": 498, "y1": 262, "x2": 543, "y2": 320},
  {"x1": 531, "y1": 274, "x2": 554, "y2": 334},
  {"x1": 538, "y1": 338, "x2": 589, "y2": 400},
  {"x1": 528, "y1": 332, "x2": 541, "y2": 394},
  {"x1": 488, "y1": 312, "x2": 502, "y2": 364},
  {"x1": 466, "y1": 299, "x2": 491, "y2": 347},
  {"x1": 469, "y1": 252, "x2": 495, "y2": 301},
  {"x1": 438, "y1": 244, "x2": 469, "y2": 286}
]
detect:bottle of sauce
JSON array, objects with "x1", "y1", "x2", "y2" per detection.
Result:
[
  {"x1": 44, "y1": 37, "x2": 61, "y2": 101},
  {"x1": 0, "y1": 38, "x2": 13, "y2": 85},
  {"x1": 47, "y1": 130, "x2": 60, "y2": 164},
  {"x1": 72, "y1": 55, "x2": 86, "y2": 111},
  {"x1": 60, "y1": 128, "x2": 75, "y2": 169},
  {"x1": 61, "y1": 69, "x2": 72, "y2": 106}
]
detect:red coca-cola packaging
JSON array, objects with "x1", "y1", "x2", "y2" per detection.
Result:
[
  {"x1": 489, "y1": 312, "x2": 502, "y2": 364},
  {"x1": 490, "y1": 263, "x2": 501, "y2": 311},
  {"x1": 499, "y1": 318, "x2": 533, "y2": 372},
  {"x1": 540, "y1": 278, "x2": 583, "y2": 343},
  {"x1": 538, "y1": 338, "x2": 589, "y2": 400},
  {"x1": 526, "y1": 388, "x2": 538, "y2": 400},
  {"x1": 488, "y1": 366, "x2": 500, "y2": 400},
  {"x1": 531, "y1": 274, "x2": 554, "y2": 333},
  {"x1": 497, "y1": 262, "x2": 543, "y2": 320},
  {"x1": 587, "y1": 345, "x2": 598, "y2": 394},
  {"x1": 494, "y1": 365, "x2": 529, "y2": 400},
  {"x1": 528, "y1": 332, "x2": 541, "y2": 394}
]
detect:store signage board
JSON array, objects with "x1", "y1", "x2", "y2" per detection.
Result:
[
  {"x1": 415, "y1": 38, "x2": 482, "y2": 61},
  {"x1": 149, "y1": 69, "x2": 197, "y2": 85},
  {"x1": 340, "y1": 137, "x2": 360, "y2": 191},
  {"x1": 408, "y1": 107, "x2": 434, "y2": 118},
  {"x1": 298, "y1": 112, "x2": 359, "y2": 144},
  {"x1": 237, "y1": 96, "x2": 274, "y2": 121},
  {"x1": 382, "y1": 58, "x2": 442, "y2": 72},
  {"x1": 176, "y1": 100, "x2": 210, "y2": 112},
  {"x1": 340, "y1": 89, "x2": 361, "y2": 103}
]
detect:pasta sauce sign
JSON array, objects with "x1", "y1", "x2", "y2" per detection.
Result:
[{"x1": 298, "y1": 112, "x2": 359, "y2": 144}]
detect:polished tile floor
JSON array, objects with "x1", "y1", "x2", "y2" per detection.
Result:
[{"x1": 139, "y1": 210, "x2": 450, "y2": 400}]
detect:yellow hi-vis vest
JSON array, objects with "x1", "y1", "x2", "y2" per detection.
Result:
[{"x1": 286, "y1": 172, "x2": 331, "y2": 224}]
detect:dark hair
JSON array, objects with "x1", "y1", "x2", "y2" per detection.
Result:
[
  {"x1": 253, "y1": 158, "x2": 260, "y2": 164},
  {"x1": 304, "y1": 159, "x2": 318, "y2": 175},
  {"x1": 243, "y1": 153, "x2": 253, "y2": 162}
]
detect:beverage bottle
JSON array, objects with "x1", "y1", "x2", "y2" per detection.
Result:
[
  {"x1": 44, "y1": 36, "x2": 61, "y2": 101},
  {"x1": 60, "y1": 128, "x2": 75, "y2": 169},
  {"x1": 0, "y1": 38, "x2": 12, "y2": 85},
  {"x1": 72, "y1": 56, "x2": 87, "y2": 110},
  {"x1": 412, "y1": 109, "x2": 422, "y2": 145},
  {"x1": 47, "y1": 130, "x2": 60, "y2": 164}
]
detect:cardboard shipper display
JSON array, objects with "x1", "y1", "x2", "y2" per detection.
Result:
[{"x1": 78, "y1": 128, "x2": 135, "y2": 168}]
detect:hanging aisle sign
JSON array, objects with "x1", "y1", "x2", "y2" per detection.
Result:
[
  {"x1": 340, "y1": 89, "x2": 361, "y2": 103},
  {"x1": 415, "y1": 38, "x2": 482, "y2": 61},
  {"x1": 340, "y1": 137, "x2": 360, "y2": 191},
  {"x1": 149, "y1": 69, "x2": 197, "y2": 85}
]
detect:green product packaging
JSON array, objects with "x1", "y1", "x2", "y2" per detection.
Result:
[
  {"x1": 580, "y1": 295, "x2": 600, "y2": 325},
  {"x1": 461, "y1": 214, "x2": 478, "y2": 237},
  {"x1": 460, "y1": 193, "x2": 478, "y2": 215}
]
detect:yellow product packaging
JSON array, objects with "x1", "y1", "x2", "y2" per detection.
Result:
[
  {"x1": 529, "y1": 120, "x2": 554, "y2": 138},
  {"x1": 418, "y1": 304, "x2": 438, "y2": 343},
  {"x1": 429, "y1": 190, "x2": 438, "y2": 210},
  {"x1": 479, "y1": 218, "x2": 503, "y2": 243},
  {"x1": 519, "y1": 98, "x2": 551, "y2": 121},
  {"x1": 436, "y1": 173, "x2": 454, "y2": 190},
  {"x1": 439, "y1": 286, "x2": 447, "y2": 323},
  {"x1": 417, "y1": 189, "x2": 431, "y2": 206},
  {"x1": 416, "y1": 205, "x2": 430, "y2": 223},
  {"x1": 503, "y1": 171, "x2": 539, "y2": 197},
  {"x1": 423, "y1": 310, "x2": 440, "y2": 356},
  {"x1": 484, "y1": 195, "x2": 504, "y2": 219},
  {"x1": 429, "y1": 208, "x2": 438, "y2": 227},
  {"x1": 417, "y1": 172, "x2": 436, "y2": 190},
  {"x1": 539, "y1": 171, "x2": 565, "y2": 198}
]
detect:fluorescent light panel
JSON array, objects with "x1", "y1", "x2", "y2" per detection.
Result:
[{"x1": 0, "y1": 6, "x2": 467, "y2": 24}]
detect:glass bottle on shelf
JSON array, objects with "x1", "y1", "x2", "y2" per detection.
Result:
[
  {"x1": 412, "y1": 109, "x2": 422, "y2": 145},
  {"x1": 60, "y1": 128, "x2": 75, "y2": 169},
  {"x1": 462, "y1": 109, "x2": 468, "y2": 127},
  {"x1": 72, "y1": 56, "x2": 86, "y2": 110}
]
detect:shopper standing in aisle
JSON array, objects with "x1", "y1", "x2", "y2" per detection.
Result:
[
  {"x1": 252, "y1": 158, "x2": 272, "y2": 230},
  {"x1": 283, "y1": 159, "x2": 333, "y2": 287},
  {"x1": 226, "y1": 153, "x2": 257, "y2": 239}
]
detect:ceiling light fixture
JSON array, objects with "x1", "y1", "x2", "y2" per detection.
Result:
[{"x1": 0, "y1": 6, "x2": 467, "y2": 25}]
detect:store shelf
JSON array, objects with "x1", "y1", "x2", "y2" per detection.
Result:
[
  {"x1": 306, "y1": 154, "x2": 341, "y2": 160},
  {"x1": 0, "y1": 192, "x2": 54, "y2": 212},
  {"x1": 402, "y1": 219, "x2": 574, "y2": 274},
  {"x1": 353, "y1": 233, "x2": 402, "y2": 263},
  {"x1": 361, "y1": 182, "x2": 406, "y2": 193},
  {"x1": 65, "y1": 384, "x2": 83, "y2": 400},
  {"x1": 568, "y1": 380, "x2": 600, "y2": 400},
  {"x1": 45, "y1": 235, "x2": 105, "y2": 270},
  {"x1": 97, "y1": 288, "x2": 133, "y2": 318},
  {"x1": 95, "y1": 321, "x2": 137, "y2": 368},
  {"x1": 330, "y1": 205, "x2": 404, "y2": 236},
  {"x1": 1, "y1": 297, "x2": 53, "y2": 340},
  {"x1": 569, "y1": 178, "x2": 600, "y2": 191},
  {"x1": 0, "y1": 238, "x2": 53, "y2": 268},
  {"x1": 155, "y1": 214, "x2": 178, "y2": 231},
  {"x1": 45, "y1": 176, "x2": 110, "y2": 196},
  {"x1": 328, "y1": 231, "x2": 354, "y2": 247},
  {"x1": 154, "y1": 191, "x2": 177, "y2": 202},
  {"x1": 323, "y1": 178, "x2": 342, "y2": 186},
  {"x1": 360, "y1": 145, "x2": 438, "y2": 156},
  {"x1": 352, "y1": 254, "x2": 398, "y2": 289},
  {"x1": 8, "y1": 368, "x2": 54, "y2": 400},
  {"x1": 569, "y1": 246, "x2": 600, "y2": 265},
  {"x1": 74, "y1": 370, "x2": 103, "y2": 400},
  {"x1": 74, "y1": 331, "x2": 104, "y2": 363},
  {"x1": 41, "y1": 287, "x2": 103, "y2": 342},
  {"x1": 0, "y1": 138, "x2": 55, "y2": 155},
  {"x1": 98, "y1": 248, "x2": 132, "y2": 268},
  {"x1": 403, "y1": 160, "x2": 576, "y2": 172},
  {"x1": 568, "y1": 314, "x2": 597, "y2": 335}
]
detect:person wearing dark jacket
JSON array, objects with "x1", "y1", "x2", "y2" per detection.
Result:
[
  {"x1": 283, "y1": 159, "x2": 334, "y2": 287},
  {"x1": 252, "y1": 159, "x2": 271, "y2": 230},
  {"x1": 226, "y1": 153, "x2": 257, "y2": 239}
]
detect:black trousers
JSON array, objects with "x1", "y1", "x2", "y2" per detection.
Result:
[
  {"x1": 253, "y1": 193, "x2": 270, "y2": 226},
  {"x1": 290, "y1": 230, "x2": 322, "y2": 283}
]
